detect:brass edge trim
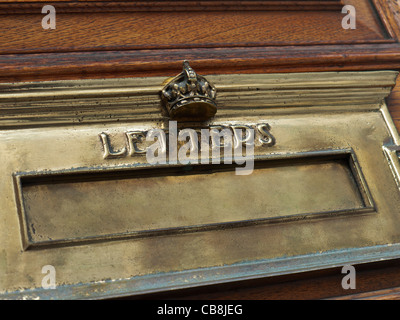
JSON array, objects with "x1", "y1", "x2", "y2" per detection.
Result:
[
  {"x1": 12, "y1": 175, "x2": 30, "y2": 251},
  {"x1": 2, "y1": 242, "x2": 400, "y2": 300},
  {"x1": 383, "y1": 145, "x2": 400, "y2": 190},
  {"x1": 0, "y1": 71, "x2": 398, "y2": 128},
  {"x1": 381, "y1": 100, "x2": 400, "y2": 145},
  {"x1": 0, "y1": 72, "x2": 395, "y2": 100},
  {"x1": 380, "y1": 101, "x2": 400, "y2": 192}
]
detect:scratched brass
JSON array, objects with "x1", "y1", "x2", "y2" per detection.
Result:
[{"x1": 2, "y1": 71, "x2": 400, "y2": 299}]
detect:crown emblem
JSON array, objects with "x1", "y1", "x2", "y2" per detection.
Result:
[{"x1": 161, "y1": 61, "x2": 217, "y2": 121}]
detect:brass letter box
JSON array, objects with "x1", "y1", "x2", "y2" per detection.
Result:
[{"x1": 2, "y1": 69, "x2": 400, "y2": 299}]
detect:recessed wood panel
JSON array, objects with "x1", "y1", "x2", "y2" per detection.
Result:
[{"x1": 0, "y1": 10, "x2": 388, "y2": 55}]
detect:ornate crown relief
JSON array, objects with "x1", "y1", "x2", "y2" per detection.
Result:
[{"x1": 161, "y1": 61, "x2": 217, "y2": 121}]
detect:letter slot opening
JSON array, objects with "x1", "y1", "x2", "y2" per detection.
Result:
[{"x1": 14, "y1": 149, "x2": 374, "y2": 250}]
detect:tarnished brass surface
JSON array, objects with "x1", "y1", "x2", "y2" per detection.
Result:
[
  {"x1": 1, "y1": 71, "x2": 400, "y2": 299},
  {"x1": 17, "y1": 151, "x2": 369, "y2": 249}
]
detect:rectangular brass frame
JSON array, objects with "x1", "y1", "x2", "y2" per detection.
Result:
[
  {"x1": 1, "y1": 71, "x2": 400, "y2": 299},
  {"x1": 13, "y1": 149, "x2": 375, "y2": 251}
]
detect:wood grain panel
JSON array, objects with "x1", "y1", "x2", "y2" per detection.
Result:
[
  {"x1": 374, "y1": 0, "x2": 400, "y2": 38},
  {"x1": 0, "y1": 10, "x2": 387, "y2": 55},
  {"x1": 1, "y1": 44, "x2": 400, "y2": 83}
]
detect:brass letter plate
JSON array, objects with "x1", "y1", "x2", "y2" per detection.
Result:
[{"x1": 1, "y1": 70, "x2": 400, "y2": 299}]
